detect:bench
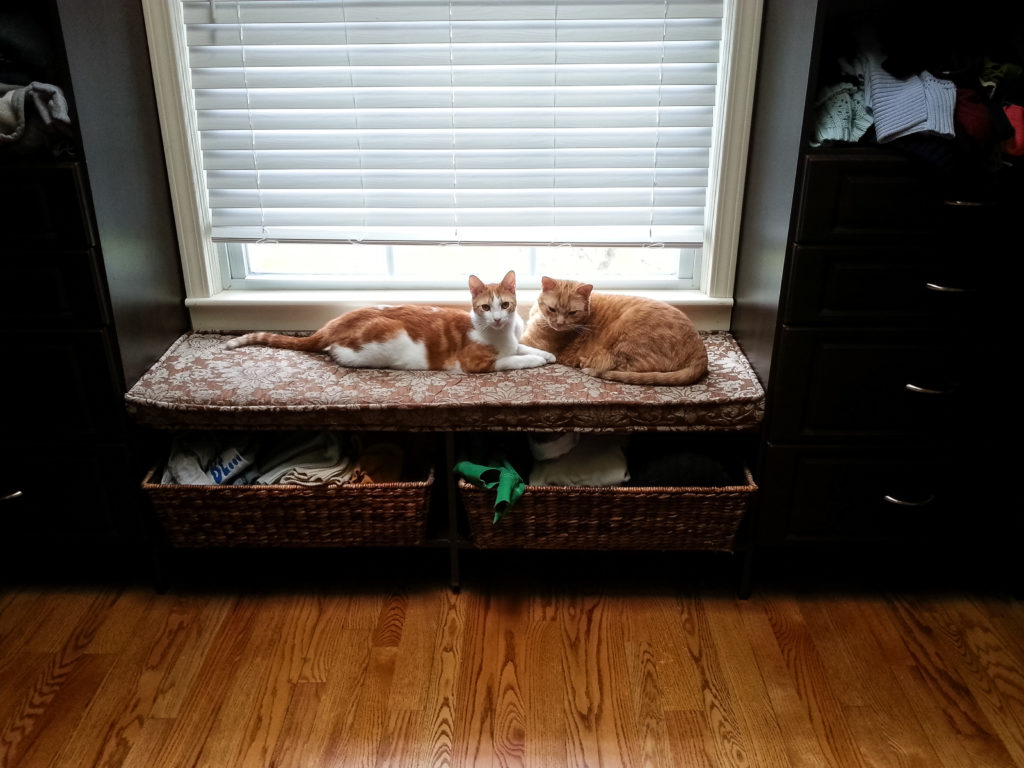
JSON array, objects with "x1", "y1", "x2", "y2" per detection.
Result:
[{"x1": 125, "y1": 330, "x2": 765, "y2": 590}]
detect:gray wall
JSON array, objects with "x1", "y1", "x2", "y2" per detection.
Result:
[
  {"x1": 730, "y1": 0, "x2": 821, "y2": 384},
  {"x1": 56, "y1": 0, "x2": 187, "y2": 386}
]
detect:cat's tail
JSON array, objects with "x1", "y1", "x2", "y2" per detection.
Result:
[
  {"x1": 589, "y1": 362, "x2": 707, "y2": 386},
  {"x1": 224, "y1": 331, "x2": 325, "y2": 352}
]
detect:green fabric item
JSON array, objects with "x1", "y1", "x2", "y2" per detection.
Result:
[{"x1": 453, "y1": 458, "x2": 524, "y2": 523}]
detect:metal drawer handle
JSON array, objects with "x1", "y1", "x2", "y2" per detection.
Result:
[
  {"x1": 943, "y1": 199, "x2": 997, "y2": 207},
  {"x1": 925, "y1": 282, "x2": 969, "y2": 293},
  {"x1": 883, "y1": 493, "x2": 936, "y2": 507},
  {"x1": 2, "y1": 490, "x2": 24, "y2": 502},
  {"x1": 905, "y1": 383, "x2": 954, "y2": 395}
]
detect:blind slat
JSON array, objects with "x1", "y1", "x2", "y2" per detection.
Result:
[{"x1": 194, "y1": 85, "x2": 717, "y2": 110}]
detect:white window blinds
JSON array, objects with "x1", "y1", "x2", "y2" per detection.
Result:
[{"x1": 182, "y1": 0, "x2": 723, "y2": 246}]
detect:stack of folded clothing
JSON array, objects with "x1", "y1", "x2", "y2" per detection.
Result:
[{"x1": 161, "y1": 431, "x2": 404, "y2": 486}]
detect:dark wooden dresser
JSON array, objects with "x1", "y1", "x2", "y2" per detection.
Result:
[
  {"x1": 0, "y1": 0, "x2": 187, "y2": 574},
  {"x1": 732, "y1": 0, "x2": 1019, "y2": 579},
  {"x1": 756, "y1": 149, "x2": 1006, "y2": 548}
]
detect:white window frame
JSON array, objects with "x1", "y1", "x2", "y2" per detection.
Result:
[{"x1": 141, "y1": 0, "x2": 762, "y2": 331}]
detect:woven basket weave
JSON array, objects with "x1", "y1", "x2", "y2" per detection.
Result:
[
  {"x1": 459, "y1": 466, "x2": 756, "y2": 552},
  {"x1": 142, "y1": 467, "x2": 433, "y2": 548}
]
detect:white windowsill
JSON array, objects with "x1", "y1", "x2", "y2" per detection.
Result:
[{"x1": 185, "y1": 289, "x2": 734, "y2": 332}]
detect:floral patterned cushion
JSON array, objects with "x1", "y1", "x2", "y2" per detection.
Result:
[{"x1": 125, "y1": 330, "x2": 764, "y2": 432}]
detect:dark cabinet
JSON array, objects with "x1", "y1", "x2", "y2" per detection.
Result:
[
  {"x1": 0, "y1": 161, "x2": 134, "y2": 548},
  {"x1": 732, "y1": 0, "x2": 1018, "y2": 569},
  {"x1": 754, "y1": 150, "x2": 1006, "y2": 549},
  {"x1": 1, "y1": 0, "x2": 187, "y2": 573}
]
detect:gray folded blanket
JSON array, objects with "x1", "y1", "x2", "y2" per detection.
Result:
[{"x1": 0, "y1": 81, "x2": 71, "y2": 144}]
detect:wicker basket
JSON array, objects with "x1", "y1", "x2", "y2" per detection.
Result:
[
  {"x1": 459, "y1": 466, "x2": 756, "y2": 552},
  {"x1": 142, "y1": 467, "x2": 433, "y2": 548}
]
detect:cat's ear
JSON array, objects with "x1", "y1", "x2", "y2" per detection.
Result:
[
  {"x1": 468, "y1": 274, "x2": 485, "y2": 297},
  {"x1": 500, "y1": 270, "x2": 516, "y2": 293},
  {"x1": 540, "y1": 275, "x2": 556, "y2": 292},
  {"x1": 576, "y1": 282, "x2": 594, "y2": 300}
]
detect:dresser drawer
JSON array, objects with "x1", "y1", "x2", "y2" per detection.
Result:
[
  {"x1": 0, "y1": 443, "x2": 136, "y2": 538},
  {"x1": 757, "y1": 444, "x2": 961, "y2": 545},
  {"x1": 4, "y1": 330, "x2": 126, "y2": 441},
  {"x1": 768, "y1": 328, "x2": 969, "y2": 441},
  {"x1": 795, "y1": 152, "x2": 938, "y2": 242},
  {"x1": 3, "y1": 249, "x2": 109, "y2": 329},
  {"x1": 0, "y1": 163, "x2": 96, "y2": 249},
  {"x1": 783, "y1": 245, "x2": 976, "y2": 325}
]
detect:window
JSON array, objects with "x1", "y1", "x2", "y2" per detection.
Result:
[{"x1": 142, "y1": 0, "x2": 762, "y2": 330}]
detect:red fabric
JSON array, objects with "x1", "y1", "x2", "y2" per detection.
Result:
[
  {"x1": 1003, "y1": 104, "x2": 1024, "y2": 156},
  {"x1": 956, "y1": 89, "x2": 991, "y2": 142}
]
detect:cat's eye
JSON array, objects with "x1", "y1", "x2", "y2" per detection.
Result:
[
  {"x1": 501, "y1": 302, "x2": 510, "y2": 310},
  {"x1": 545, "y1": 305, "x2": 556, "y2": 313},
  {"x1": 481, "y1": 304, "x2": 490, "y2": 311},
  {"x1": 568, "y1": 310, "x2": 578, "y2": 316}
]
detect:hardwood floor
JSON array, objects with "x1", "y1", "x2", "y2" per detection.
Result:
[{"x1": 0, "y1": 546, "x2": 1021, "y2": 768}]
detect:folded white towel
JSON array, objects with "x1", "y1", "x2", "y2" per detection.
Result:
[
  {"x1": 255, "y1": 431, "x2": 352, "y2": 485},
  {"x1": 529, "y1": 435, "x2": 630, "y2": 488}
]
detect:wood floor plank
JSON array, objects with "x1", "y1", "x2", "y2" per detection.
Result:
[
  {"x1": 735, "y1": 598, "x2": 833, "y2": 768},
  {"x1": 853, "y1": 596, "x2": 917, "y2": 667},
  {"x1": 664, "y1": 710, "x2": 716, "y2": 767},
  {"x1": 0, "y1": 590, "x2": 47, "y2": 661},
  {"x1": 634, "y1": 597, "x2": 706, "y2": 712},
  {"x1": 49, "y1": 595, "x2": 177, "y2": 768},
  {"x1": 625, "y1": 626, "x2": 673, "y2": 768},
  {"x1": 892, "y1": 662, "x2": 1015, "y2": 768},
  {"x1": 26, "y1": 589, "x2": 116, "y2": 654},
  {"x1": 386, "y1": 588, "x2": 442, "y2": 712},
  {"x1": 0, "y1": 591, "x2": 121, "y2": 767},
  {"x1": 325, "y1": 645, "x2": 398, "y2": 768},
  {"x1": 452, "y1": 588, "x2": 504, "y2": 767},
  {"x1": 375, "y1": 708, "x2": 423, "y2": 768},
  {"x1": 556, "y1": 592, "x2": 640, "y2": 768},
  {"x1": 886, "y1": 595, "x2": 1014, "y2": 764},
  {"x1": 921, "y1": 596, "x2": 1024, "y2": 766},
  {"x1": 0, "y1": 652, "x2": 49, "y2": 745},
  {"x1": 416, "y1": 588, "x2": 464, "y2": 768},
  {"x1": 799, "y1": 598, "x2": 945, "y2": 767},
  {"x1": 118, "y1": 717, "x2": 174, "y2": 768},
  {"x1": 283, "y1": 628, "x2": 372, "y2": 767},
  {"x1": 266, "y1": 681, "x2": 324, "y2": 768},
  {"x1": 199, "y1": 595, "x2": 299, "y2": 768},
  {"x1": 675, "y1": 590, "x2": 768, "y2": 768},
  {"x1": 279, "y1": 593, "x2": 329, "y2": 684},
  {"x1": 1, "y1": 651, "x2": 114, "y2": 768},
  {"x1": 761, "y1": 595, "x2": 867, "y2": 767},
  {"x1": 290, "y1": 592, "x2": 355, "y2": 684},
  {"x1": 523, "y1": 602, "x2": 570, "y2": 768},
  {"x1": 146, "y1": 595, "x2": 235, "y2": 719},
  {"x1": 492, "y1": 591, "x2": 529, "y2": 768},
  {"x1": 88, "y1": 588, "x2": 157, "y2": 655},
  {"x1": 145, "y1": 596, "x2": 259, "y2": 768}
]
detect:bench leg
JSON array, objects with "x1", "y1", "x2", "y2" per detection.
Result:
[{"x1": 444, "y1": 431, "x2": 461, "y2": 593}]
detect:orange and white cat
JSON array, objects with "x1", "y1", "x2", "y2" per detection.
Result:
[
  {"x1": 225, "y1": 270, "x2": 556, "y2": 373},
  {"x1": 521, "y1": 275, "x2": 708, "y2": 385}
]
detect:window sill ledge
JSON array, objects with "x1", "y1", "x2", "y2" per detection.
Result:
[{"x1": 186, "y1": 289, "x2": 734, "y2": 331}]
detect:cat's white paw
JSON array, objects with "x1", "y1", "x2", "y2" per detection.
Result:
[
  {"x1": 517, "y1": 344, "x2": 556, "y2": 363},
  {"x1": 517, "y1": 354, "x2": 549, "y2": 369},
  {"x1": 497, "y1": 354, "x2": 548, "y2": 370}
]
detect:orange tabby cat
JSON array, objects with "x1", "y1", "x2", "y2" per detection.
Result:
[
  {"x1": 521, "y1": 276, "x2": 708, "y2": 385},
  {"x1": 225, "y1": 271, "x2": 555, "y2": 373}
]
